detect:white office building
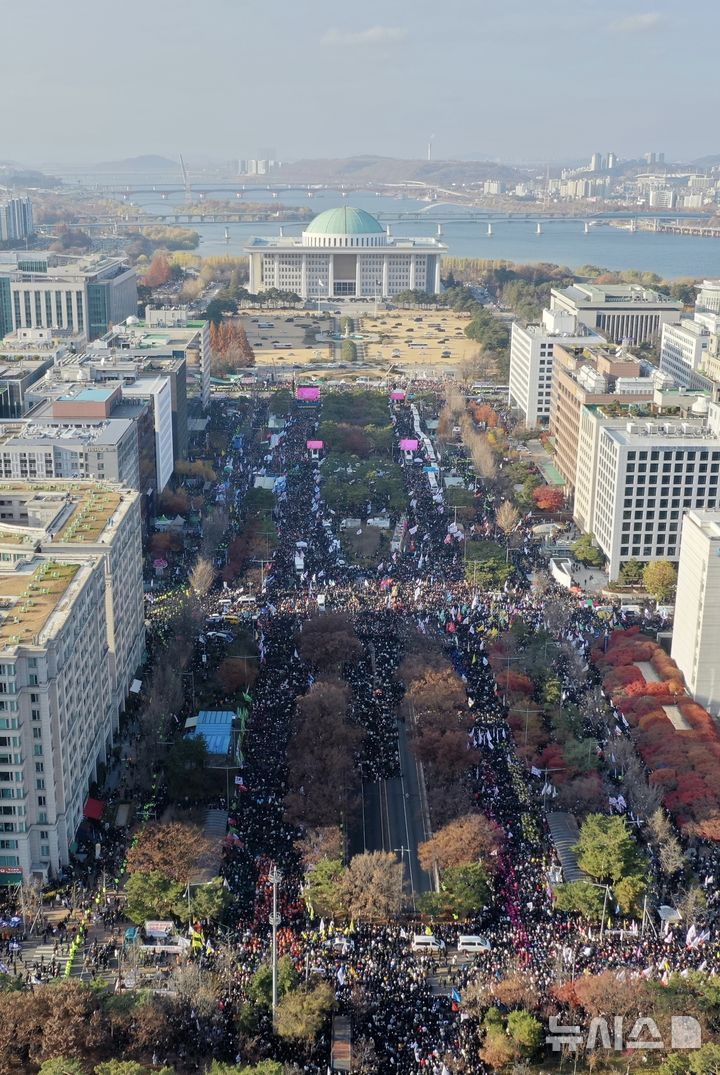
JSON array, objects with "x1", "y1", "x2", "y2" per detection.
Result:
[
  {"x1": 659, "y1": 319, "x2": 714, "y2": 389},
  {"x1": 671, "y1": 509, "x2": 720, "y2": 714},
  {"x1": 0, "y1": 253, "x2": 137, "y2": 341},
  {"x1": 246, "y1": 206, "x2": 447, "y2": 300},
  {"x1": 0, "y1": 482, "x2": 144, "y2": 880},
  {"x1": 590, "y1": 401, "x2": 720, "y2": 578},
  {"x1": 550, "y1": 283, "x2": 682, "y2": 343},
  {"x1": 508, "y1": 309, "x2": 604, "y2": 427}
]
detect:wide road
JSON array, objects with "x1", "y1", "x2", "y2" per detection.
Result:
[{"x1": 352, "y1": 705, "x2": 435, "y2": 910}]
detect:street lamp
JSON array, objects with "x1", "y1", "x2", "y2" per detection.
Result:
[{"x1": 268, "y1": 866, "x2": 282, "y2": 1016}]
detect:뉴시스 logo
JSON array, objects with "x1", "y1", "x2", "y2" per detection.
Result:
[{"x1": 546, "y1": 1015, "x2": 702, "y2": 1052}]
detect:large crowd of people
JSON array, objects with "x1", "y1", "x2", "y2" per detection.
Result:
[{"x1": 6, "y1": 384, "x2": 720, "y2": 1073}]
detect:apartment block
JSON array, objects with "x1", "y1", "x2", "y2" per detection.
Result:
[{"x1": 0, "y1": 481, "x2": 144, "y2": 879}]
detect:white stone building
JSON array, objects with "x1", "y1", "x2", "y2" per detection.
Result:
[
  {"x1": 550, "y1": 283, "x2": 682, "y2": 344},
  {"x1": 671, "y1": 509, "x2": 720, "y2": 714},
  {"x1": 508, "y1": 309, "x2": 604, "y2": 428},
  {"x1": 246, "y1": 206, "x2": 447, "y2": 300},
  {"x1": 589, "y1": 402, "x2": 720, "y2": 578}
]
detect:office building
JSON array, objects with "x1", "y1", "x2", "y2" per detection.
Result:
[
  {"x1": 0, "y1": 197, "x2": 34, "y2": 243},
  {"x1": 671, "y1": 509, "x2": 720, "y2": 715},
  {"x1": 659, "y1": 319, "x2": 715, "y2": 389},
  {"x1": 696, "y1": 280, "x2": 720, "y2": 316},
  {"x1": 0, "y1": 253, "x2": 137, "y2": 341},
  {"x1": 246, "y1": 206, "x2": 447, "y2": 300},
  {"x1": 96, "y1": 309, "x2": 208, "y2": 413},
  {"x1": 508, "y1": 309, "x2": 604, "y2": 427},
  {"x1": 0, "y1": 481, "x2": 144, "y2": 879},
  {"x1": 590, "y1": 402, "x2": 720, "y2": 579},
  {"x1": 549, "y1": 343, "x2": 654, "y2": 489},
  {"x1": 550, "y1": 283, "x2": 682, "y2": 343}
]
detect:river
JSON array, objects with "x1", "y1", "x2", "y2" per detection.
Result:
[{"x1": 76, "y1": 178, "x2": 720, "y2": 279}]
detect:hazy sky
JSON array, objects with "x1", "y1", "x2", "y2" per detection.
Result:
[{"x1": 6, "y1": 0, "x2": 719, "y2": 166}]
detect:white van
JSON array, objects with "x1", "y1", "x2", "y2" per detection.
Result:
[
  {"x1": 411, "y1": 934, "x2": 445, "y2": 953},
  {"x1": 457, "y1": 935, "x2": 491, "y2": 954}
]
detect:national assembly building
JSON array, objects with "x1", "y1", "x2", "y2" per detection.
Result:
[{"x1": 245, "y1": 206, "x2": 447, "y2": 301}]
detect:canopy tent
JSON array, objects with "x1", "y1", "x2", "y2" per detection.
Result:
[{"x1": 83, "y1": 797, "x2": 105, "y2": 821}]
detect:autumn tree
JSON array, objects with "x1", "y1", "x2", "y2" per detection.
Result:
[
  {"x1": 126, "y1": 822, "x2": 214, "y2": 884},
  {"x1": 296, "y1": 826, "x2": 343, "y2": 869},
  {"x1": 341, "y1": 851, "x2": 404, "y2": 920},
  {"x1": 285, "y1": 678, "x2": 361, "y2": 827},
  {"x1": 532, "y1": 485, "x2": 564, "y2": 512},
  {"x1": 142, "y1": 253, "x2": 172, "y2": 289},
  {"x1": 643, "y1": 559, "x2": 677, "y2": 602},
  {"x1": 302, "y1": 856, "x2": 347, "y2": 919},
  {"x1": 295, "y1": 613, "x2": 362, "y2": 674},
  {"x1": 418, "y1": 813, "x2": 502, "y2": 873}
]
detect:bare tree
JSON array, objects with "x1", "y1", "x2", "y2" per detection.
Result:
[
  {"x1": 496, "y1": 500, "x2": 520, "y2": 536},
  {"x1": 341, "y1": 852, "x2": 404, "y2": 920},
  {"x1": 470, "y1": 436, "x2": 497, "y2": 481},
  {"x1": 189, "y1": 555, "x2": 215, "y2": 599},
  {"x1": 201, "y1": 505, "x2": 228, "y2": 558}
]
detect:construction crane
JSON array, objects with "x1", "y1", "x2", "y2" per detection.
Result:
[{"x1": 179, "y1": 154, "x2": 192, "y2": 202}]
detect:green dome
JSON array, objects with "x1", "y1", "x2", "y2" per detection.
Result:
[{"x1": 304, "y1": 206, "x2": 385, "y2": 236}]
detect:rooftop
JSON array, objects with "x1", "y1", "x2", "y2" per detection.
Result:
[
  {"x1": 304, "y1": 206, "x2": 385, "y2": 236},
  {"x1": 553, "y1": 283, "x2": 682, "y2": 307},
  {"x1": 0, "y1": 481, "x2": 130, "y2": 546},
  {"x1": 0, "y1": 560, "x2": 79, "y2": 647}
]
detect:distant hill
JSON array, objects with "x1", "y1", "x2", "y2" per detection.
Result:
[
  {"x1": 274, "y1": 155, "x2": 523, "y2": 185},
  {"x1": 94, "y1": 155, "x2": 179, "y2": 173},
  {"x1": 692, "y1": 154, "x2": 720, "y2": 167}
]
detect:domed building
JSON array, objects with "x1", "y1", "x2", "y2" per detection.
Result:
[{"x1": 246, "y1": 205, "x2": 447, "y2": 301}]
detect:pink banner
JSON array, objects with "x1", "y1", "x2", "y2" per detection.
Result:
[
  {"x1": 399, "y1": 438, "x2": 419, "y2": 451},
  {"x1": 306, "y1": 440, "x2": 323, "y2": 450},
  {"x1": 296, "y1": 386, "x2": 320, "y2": 401},
  {"x1": 390, "y1": 390, "x2": 406, "y2": 401}
]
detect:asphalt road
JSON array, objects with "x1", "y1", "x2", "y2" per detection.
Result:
[{"x1": 351, "y1": 711, "x2": 435, "y2": 910}]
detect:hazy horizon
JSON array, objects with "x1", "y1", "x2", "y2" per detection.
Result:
[{"x1": 5, "y1": 0, "x2": 719, "y2": 166}]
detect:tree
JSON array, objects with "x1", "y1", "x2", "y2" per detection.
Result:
[
  {"x1": 39, "y1": 1061, "x2": 88, "y2": 1075},
  {"x1": 95, "y1": 1064, "x2": 164, "y2": 1075},
  {"x1": 532, "y1": 485, "x2": 564, "y2": 512},
  {"x1": 188, "y1": 877, "x2": 230, "y2": 922},
  {"x1": 142, "y1": 253, "x2": 172, "y2": 289},
  {"x1": 496, "y1": 500, "x2": 519, "y2": 535},
  {"x1": 296, "y1": 614, "x2": 362, "y2": 673},
  {"x1": 419, "y1": 863, "x2": 491, "y2": 918},
  {"x1": 204, "y1": 297, "x2": 238, "y2": 326},
  {"x1": 274, "y1": 980, "x2": 334, "y2": 1043},
  {"x1": 303, "y1": 856, "x2": 347, "y2": 919},
  {"x1": 248, "y1": 955, "x2": 299, "y2": 1009},
  {"x1": 165, "y1": 737, "x2": 209, "y2": 802},
  {"x1": 574, "y1": 814, "x2": 645, "y2": 885},
  {"x1": 418, "y1": 813, "x2": 502, "y2": 873},
  {"x1": 481, "y1": 1025, "x2": 516, "y2": 1070},
  {"x1": 643, "y1": 559, "x2": 677, "y2": 601},
  {"x1": 124, "y1": 870, "x2": 185, "y2": 923},
  {"x1": 620, "y1": 559, "x2": 644, "y2": 585},
  {"x1": 126, "y1": 822, "x2": 213, "y2": 884},
  {"x1": 573, "y1": 534, "x2": 605, "y2": 567},
  {"x1": 189, "y1": 555, "x2": 215, "y2": 598},
  {"x1": 506, "y1": 1010, "x2": 543, "y2": 1053},
  {"x1": 296, "y1": 826, "x2": 343, "y2": 869},
  {"x1": 553, "y1": 881, "x2": 605, "y2": 920},
  {"x1": 341, "y1": 852, "x2": 404, "y2": 920}
]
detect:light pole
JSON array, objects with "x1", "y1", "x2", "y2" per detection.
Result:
[{"x1": 268, "y1": 866, "x2": 282, "y2": 1017}]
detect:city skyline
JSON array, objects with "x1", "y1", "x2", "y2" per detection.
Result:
[{"x1": 4, "y1": 0, "x2": 720, "y2": 166}]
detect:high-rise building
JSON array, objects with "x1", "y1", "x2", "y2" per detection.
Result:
[
  {"x1": 589, "y1": 402, "x2": 720, "y2": 579},
  {"x1": 550, "y1": 283, "x2": 682, "y2": 344},
  {"x1": 590, "y1": 152, "x2": 603, "y2": 173},
  {"x1": 659, "y1": 319, "x2": 714, "y2": 389},
  {"x1": 0, "y1": 481, "x2": 143, "y2": 880},
  {"x1": 0, "y1": 197, "x2": 34, "y2": 243},
  {"x1": 549, "y1": 343, "x2": 654, "y2": 489},
  {"x1": 0, "y1": 253, "x2": 137, "y2": 341},
  {"x1": 508, "y1": 309, "x2": 604, "y2": 428},
  {"x1": 672, "y1": 509, "x2": 720, "y2": 714}
]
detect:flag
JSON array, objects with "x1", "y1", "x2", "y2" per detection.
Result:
[{"x1": 451, "y1": 988, "x2": 462, "y2": 1004}]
